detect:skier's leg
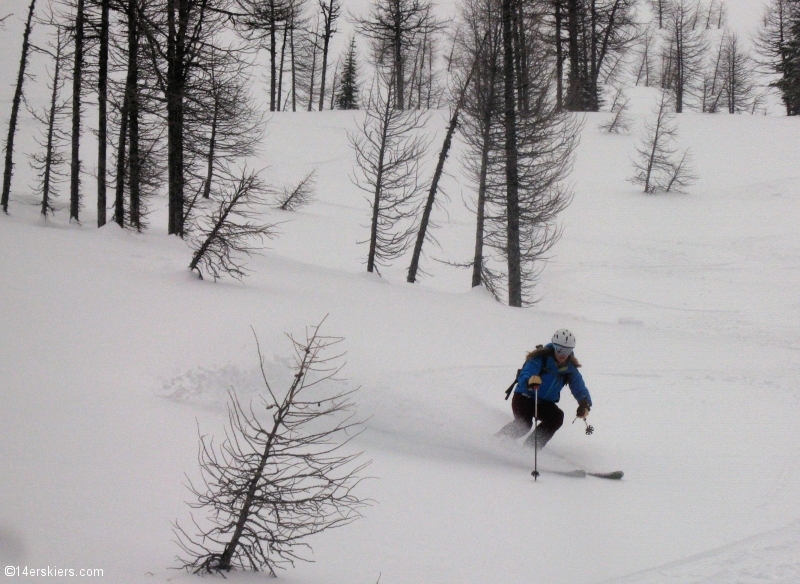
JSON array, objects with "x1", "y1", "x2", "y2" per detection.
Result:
[
  {"x1": 496, "y1": 393, "x2": 535, "y2": 439},
  {"x1": 524, "y1": 401, "x2": 564, "y2": 449}
]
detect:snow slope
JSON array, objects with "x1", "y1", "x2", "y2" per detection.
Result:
[{"x1": 2, "y1": 7, "x2": 800, "y2": 584}]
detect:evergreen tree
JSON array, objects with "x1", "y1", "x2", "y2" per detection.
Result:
[{"x1": 336, "y1": 36, "x2": 360, "y2": 109}]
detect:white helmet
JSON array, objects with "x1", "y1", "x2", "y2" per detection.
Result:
[{"x1": 551, "y1": 329, "x2": 576, "y2": 349}]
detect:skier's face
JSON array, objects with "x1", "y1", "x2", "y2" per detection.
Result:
[{"x1": 553, "y1": 344, "x2": 573, "y2": 363}]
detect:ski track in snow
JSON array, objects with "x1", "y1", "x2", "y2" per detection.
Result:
[{"x1": 600, "y1": 520, "x2": 800, "y2": 584}]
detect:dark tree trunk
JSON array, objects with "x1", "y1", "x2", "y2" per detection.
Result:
[
  {"x1": 1, "y1": 0, "x2": 37, "y2": 214},
  {"x1": 127, "y1": 0, "x2": 141, "y2": 229},
  {"x1": 472, "y1": 58, "x2": 497, "y2": 289},
  {"x1": 407, "y1": 48, "x2": 481, "y2": 283},
  {"x1": 167, "y1": 0, "x2": 187, "y2": 236},
  {"x1": 565, "y1": 0, "x2": 582, "y2": 110},
  {"x1": 70, "y1": 0, "x2": 86, "y2": 223},
  {"x1": 278, "y1": 24, "x2": 288, "y2": 108},
  {"x1": 203, "y1": 96, "x2": 219, "y2": 198},
  {"x1": 269, "y1": 0, "x2": 277, "y2": 110},
  {"x1": 290, "y1": 21, "x2": 297, "y2": 111},
  {"x1": 113, "y1": 80, "x2": 130, "y2": 227},
  {"x1": 42, "y1": 31, "x2": 65, "y2": 217},
  {"x1": 555, "y1": 0, "x2": 563, "y2": 109},
  {"x1": 307, "y1": 36, "x2": 318, "y2": 111},
  {"x1": 394, "y1": 0, "x2": 404, "y2": 110},
  {"x1": 318, "y1": 0, "x2": 336, "y2": 111},
  {"x1": 97, "y1": 0, "x2": 110, "y2": 226},
  {"x1": 501, "y1": 0, "x2": 522, "y2": 307}
]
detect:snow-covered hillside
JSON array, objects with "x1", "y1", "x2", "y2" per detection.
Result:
[{"x1": 2, "y1": 1, "x2": 800, "y2": 582}]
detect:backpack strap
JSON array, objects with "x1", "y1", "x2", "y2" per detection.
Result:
[{"x1": 504, "y1": 369, "x2": 522, "y2": 400}]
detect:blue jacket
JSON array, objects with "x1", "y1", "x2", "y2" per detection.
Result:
[{"x1": 514, "y1": 344, "x2": 592, "y2": 406}]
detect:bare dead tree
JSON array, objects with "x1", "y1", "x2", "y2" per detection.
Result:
[
  {"x1": 28, "y1": 20, "x2": 71, "y2": 217},
  {"x1": 349, "y1": 76, "x2": 430, "y2": 273},
  {"x1": 188, "y1": 170, "x2": 278, "y2": 281},
  {"x1": 275, "y1": 169, "x2": 316, "y2": 210},
  {"x1": 661, "y1": 0, "x2": 708, "y2": 113},
  {"x1": 630, "y1": 90, "x2": 697, "y2": 193},
  {"x1": 561, "y1": 0, "x2": 639, "y2": 112},
  {"x1": 406, "y1": 33, "x2": 485, "y2": 283},
  {"x1": 720, "y1": 32, "x2": 756, "y2": 113},
  {"x1": 316, "y1": 0, "x2": 340, "y2": 110},
  {"x1": 700, "y1": 28, "x2": 726, "y2": 113},
  {"x1": 236, "y1": 0, "x2": 294, "y2": 112},
  {"x1": 356, "y1": 0, "x2": 443, "y2": 110},
  {"x1": 456, "y1": 0, "x2": 501, "y2": 290},
  {"x1": 456, "y1": 0, "x2": 580, "y2": 305},
  {"x1": 2, "y1": 0, "x2": 38, "y2": 214},
  {"x1": 96, "y1": 0, "x2": 111, "y2": 226},
  {"x1": 599, "y1": 85, "x2": 631, "y2": 132},
  {"x1": 173, "y1": 320, "x2": 370, "y2": 574},
  {"x1": 633, "y1": 23, "x2": 656, "y2": 87},
  {"x1": 68, "y1": 0, "x2": 86, "y2": 223}
]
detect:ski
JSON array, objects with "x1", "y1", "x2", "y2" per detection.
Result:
[
  {"x1": 535, "y1": 469, "x2": 587, "y2": 478},
  {"x1": 532, "y1": 469, "x2": 623, "y2": 480}
]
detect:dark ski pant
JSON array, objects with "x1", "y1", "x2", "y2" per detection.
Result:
[{"x1": 498, "y1": 393, "x2": 564, "y2": 450}]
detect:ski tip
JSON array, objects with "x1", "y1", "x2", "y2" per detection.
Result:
[{"x1": 589, "y1": 470, "x2": 624, "y2": 480}]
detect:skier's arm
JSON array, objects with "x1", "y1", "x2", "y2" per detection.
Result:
[
  {"x1": 568, "y1": 368, "x2": 592, "y2": 407},
  {"x1": 517, "y1": 357, "x2": 543, "y2": 393}
]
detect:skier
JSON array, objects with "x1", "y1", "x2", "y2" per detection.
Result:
[{"x1": 498, "y1": 329, "x2": 592, "y2": 450}]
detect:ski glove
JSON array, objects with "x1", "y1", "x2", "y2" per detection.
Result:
[
  {"x1": 576, "y1": 400, "x2": 591, "y2": 419},
  {"x1": 527, "y1": 376, "x2": 542, "y2": 393}
]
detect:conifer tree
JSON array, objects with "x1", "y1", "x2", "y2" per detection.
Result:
[{"x1": 336, "y1": 36, "x2": 360, "y2": 109}]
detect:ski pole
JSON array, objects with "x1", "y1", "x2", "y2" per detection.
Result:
[
  {"x1": 532, "y1": 386, "x2": 540, "y2": 480},
  {"x1": 572, "y1": 417, "x2": 594, "y2": 435}
]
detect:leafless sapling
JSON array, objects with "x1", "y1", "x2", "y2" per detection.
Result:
[
  {"x1": 188, "y1": 170, "x2": 278, "y2": 281},
  {"x1": 349, "y1": 76, "x2": 430, "y2": 273},
  {"x1": 274, "y1": 169, "x2": 316, "y2": 210},
  {"x1": 633, "y1": 23, "x2": 657, "y2": 87},
  {"x1": 1, "y1": 0, "x2": 38, "y2": 214},
  {"x1": 173, "y1": 320, "x2": 370, "y2": 575},
  {"x1": 598, "y1": 86, "x2": 632, "y2": 132},
  {"x1": 630, "y1": 90, "x2": 697, "y2": 194}
]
